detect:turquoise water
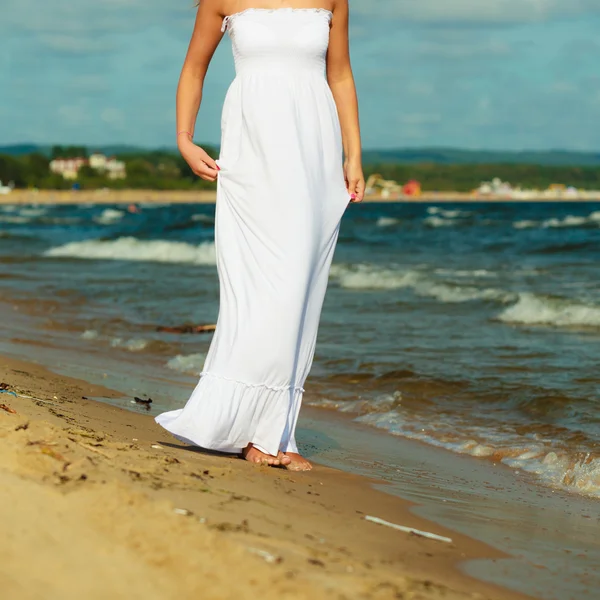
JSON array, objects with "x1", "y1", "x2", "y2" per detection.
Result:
[{"x1": 1, "y1": 200, "x2": 599, "y2": 498}]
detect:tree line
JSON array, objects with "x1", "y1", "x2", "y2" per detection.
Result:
[{"x1": 1, "y1": 149, "x2": 599, "y2": 192}]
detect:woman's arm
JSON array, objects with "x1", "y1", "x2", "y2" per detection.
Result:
[
  {"x1": 327, "y1": 0, "x2": 364, "y2": 202},
  {"x1": 177, "y1": 0, "x2": 224, "y2": 181}
]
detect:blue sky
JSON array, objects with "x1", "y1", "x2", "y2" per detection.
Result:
[{"x1": 2, "y1": 0, "x2": 600, "y2": 151}]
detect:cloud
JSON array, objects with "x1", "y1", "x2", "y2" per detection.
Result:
[
  {"x1": 2, "y1": 0, "x2": 600, "y2": 151},
  {"x1": 352, "y1": 0, "x2": 600, "y2": 24},
  {"x1": 1, "y1": 0, "x2": 192, "y2": 34},
  {"x1": 101, "y1": 108, "x2": 126, "y2": 126}
]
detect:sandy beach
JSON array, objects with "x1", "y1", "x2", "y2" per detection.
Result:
[
  {"x1": 0, "y1": 354, "x2": 528, "y2": 600},
  {"x1": 3, "y1": 189, "x2": 600, "y2": 205}
]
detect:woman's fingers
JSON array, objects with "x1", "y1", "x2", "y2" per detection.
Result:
[
  {"x1": 349, "y1": 178, "x2": 363, "y2": 203},
  {"x1": 181, "y1": 144, "x2": 220, "y2": 181},
  {"x1": 193, "y1": 161, "x2": 219, "y2": 182},
  {"x1": 355, "y1": 178, "x2": 365, "y2": 203},
  {"x1": 202, "y1": 153, "x2": 219, "y2": 172}
]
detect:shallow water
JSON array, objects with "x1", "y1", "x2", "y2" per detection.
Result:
[{"x1": 1, "y1": 200, "x2": 600, "y2": 499}]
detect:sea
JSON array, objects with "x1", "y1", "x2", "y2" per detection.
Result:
[{"x1": 1, "y1": 200, "x2": 599, "y2": 501}]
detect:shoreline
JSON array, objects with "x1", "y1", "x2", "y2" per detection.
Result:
[
  {"x1": 3, "y1": 189, "x2": 600, "y2": 204},
  {"x1": 0, "y1": 353, "x2": 529, "y2": 600}
]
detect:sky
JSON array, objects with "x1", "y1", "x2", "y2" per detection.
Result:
[{"x1": 2, "y1": 0, "x2": 600, "y2": 151}]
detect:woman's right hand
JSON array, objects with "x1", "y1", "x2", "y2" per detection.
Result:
[{"x1": 178, "y1": 139, "x2": 220, "y2": 182}]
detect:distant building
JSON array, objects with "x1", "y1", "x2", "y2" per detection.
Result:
[
  {"x1": 104, "y1": 157, "x2": 126, "y2": 180},
  {"x1": 89, "y1": 152, "x2": 108, "y2": 170},
  {"x1": 477, "y1": 177, "x2": 513, "y2": 197},
  {"x1": 49, "y1": 153, "x2": 126, "y2": 180},
  {"x1": 402, "y1": 180, "x2": 421, "y2": 197},
  {"x1": 49, "y1": 157, "x2": 87, "y2": 180},
  {"x1": 0, "y1": 180, "x2": 13, "y2": 195}
]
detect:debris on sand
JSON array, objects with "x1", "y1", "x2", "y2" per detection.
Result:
[
  {"x1": 131, "y1": 396, "x2": 152, "y2": 410},
  {"x1": 157, "y1": 324, "x2": 216, "y2": 334},
  {"x1": 247, "y1": 547, "x2": 282, "y2": 564},
  {"x1": 365, "y1": 516, "x2": 453, "y2": 544}
]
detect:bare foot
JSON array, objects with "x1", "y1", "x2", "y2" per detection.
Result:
[
  {"x1": 242, "y1": 444, "x2": 291, "y2": 467},
  {"x1": 284, "y1": 452, "x2": 313, "y2": 471}
]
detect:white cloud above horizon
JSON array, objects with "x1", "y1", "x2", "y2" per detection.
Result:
[
  {"x1": 2, "y1": 1, "x2": 600, "y2": 150},
  {"x1": 353, "y1": 0, "x2": 600, "y2": 24}
]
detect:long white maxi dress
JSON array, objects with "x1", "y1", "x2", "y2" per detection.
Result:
[{"x1": 155, "y1": 8, "x2": 350, "y2": 456}]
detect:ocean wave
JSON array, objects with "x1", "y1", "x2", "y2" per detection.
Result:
[
  {"x1": 18, "y1": 207, "x2": 48, "y2": 218},
  {"x1": 80, "y1": 329, "x2": 172, "y2": 353},
  {"x1": 81, "y1": 329, "x2": 147, "y2": 351},
  {"x1": 309, "y1": 392, "x2": 402, "y2": 415},
  {"x1": 434, "y1": 268, "x2": 496, "y2": 279},
  {"x1": 354, "y1": 409, "x2": 600, "y2": 498},
  {"x1": 0, "y1": 215, "x2": 31, "y2": 224},
  {"x1": 514, "y1": 210, "x2": 600, "y2": 230},
  {"x1": 423, "y1": 207, "x2": 472, "y2": 228},
  {"x1": 498, "y1": 292, "x2": 600, "y2": 328},
  {"x1": 376, "y1": 217, "x2": 400, "y2": 227},
  {"x1": 44, "y1": 237, "x2": 217, "y2": 265},
  {"x1": 427, "y1": 207, "x2": 470, "y2": 218},
  {"x1": 423, "y1": 216, "x2": 456, "y2": 228},
  {"x1": 93, "y1": 208, "x2": 125, "y2": 225},
  {"x1": 110, "y1": 337, "x2": 150, "y2": 352},
  {"x1": 330, "y1": 264, "x2": 511, "y2": 303},
  {"x1": 166, "y1": 353, "x2": 206, "y2": 374},
  {"x1": 512, "y1": 220, "x2": 537, "y2": 230},
  {"x1": 311, "y1": 393, "x2": 600, "y2": 498},
  {"x1": 0, "y1": 207, "x2": 50, "y2": 223},
  {"x1": 81, "y1": 329, "x2": 99, "y2": 340}
]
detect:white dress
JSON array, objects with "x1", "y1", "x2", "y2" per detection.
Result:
[{"x1": 156, "y1": 8, "x2": 349, "y2": 456}]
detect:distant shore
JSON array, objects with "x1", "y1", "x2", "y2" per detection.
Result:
[{"x1": 2, "y1": 189, "x2": 600, "y2": 204}]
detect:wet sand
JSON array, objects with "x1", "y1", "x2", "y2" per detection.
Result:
[
  {"x1": 3, "y1": 189, "x2": 600, "y2": 205},
  {"x1": 0, "y1": 354, "x2": 528, "y2": 600}
]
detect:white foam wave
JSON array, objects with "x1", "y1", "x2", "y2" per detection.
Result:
[
  {"x1": 513, "y1": 220, "x2": 537, "y2": 230},
  {"x1": 309, "y1": 392, "x2": 402, "y2": 415},
  {"x1": 355, "y1": 409, "x2": 600, "y2": 498},
  {"x1": 81, "y1": 330, "x2": 99, "y2": 340},
  {"x1": 376, "y1": 217, "x2": 400, "y2": 227},
  {"x1": 81, "y1": 330, "x2": 156, "y2": 352},
  {"x1": 0, "y1": 215, "x2": 30, "y2": 224},
  {"x1": 513, "y1": 210, "x2": 600, "y2": 230},
  {"x1": 166, "y1": 353, "x2": 205, "y2": 374},
  {"x1": 427, "y1": 207, "x2": 470, "y2": 218},
  {"x1": 330, "y1": 264, "x2": 416, "y2": 291},
  {"x1": 498, "y1": 293, "x2": 600, "y2": 328},
  {"x1": 93, "y1": 208, "x2": 125, "y2": 225},
  {"x1": 110, "y1": 337, "x2": 149, "y2": 352},
  {"x1": 44, "y1": 237, "x2": 217, "y2": 265},
  {"x1": 435, "y1": 268, "x2": 496, "y2": 279},
  {"x1": 19, "y1": 207, "x2": 48, "y2": 218},
  {"x1": 424, "y1": 216, "x2": 455, "y2": 228},
  {"x1": 330, "y1": 264, "x2": 510, "y2": 303}
]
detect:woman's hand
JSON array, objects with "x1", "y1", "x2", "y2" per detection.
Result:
[
  {"x1": 178, "y1": 138, "x2": 220, "y2": 182},
  {"x1": 345, "y1": 159, "x2": 365, "y2": 203}
]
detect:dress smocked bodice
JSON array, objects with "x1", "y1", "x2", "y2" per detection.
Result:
[{"x1": 221, "y1": 8, "x2": 333, "y2": 77}]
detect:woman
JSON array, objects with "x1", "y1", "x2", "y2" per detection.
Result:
[{"x1": 156, "y1": 0, "x2": 364, "y2": 471}]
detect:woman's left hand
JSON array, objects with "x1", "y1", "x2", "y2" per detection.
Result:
[{"x1": 345, "y1": 159, "x2": 365, "y2": 203}]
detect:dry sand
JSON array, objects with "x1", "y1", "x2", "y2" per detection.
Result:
[
  {"x1": 0, "y1": 355, "x2": 530, "y2": 600},
  {"x1": 5, "y1": 189, "x2": 596, "y2": 205}
]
